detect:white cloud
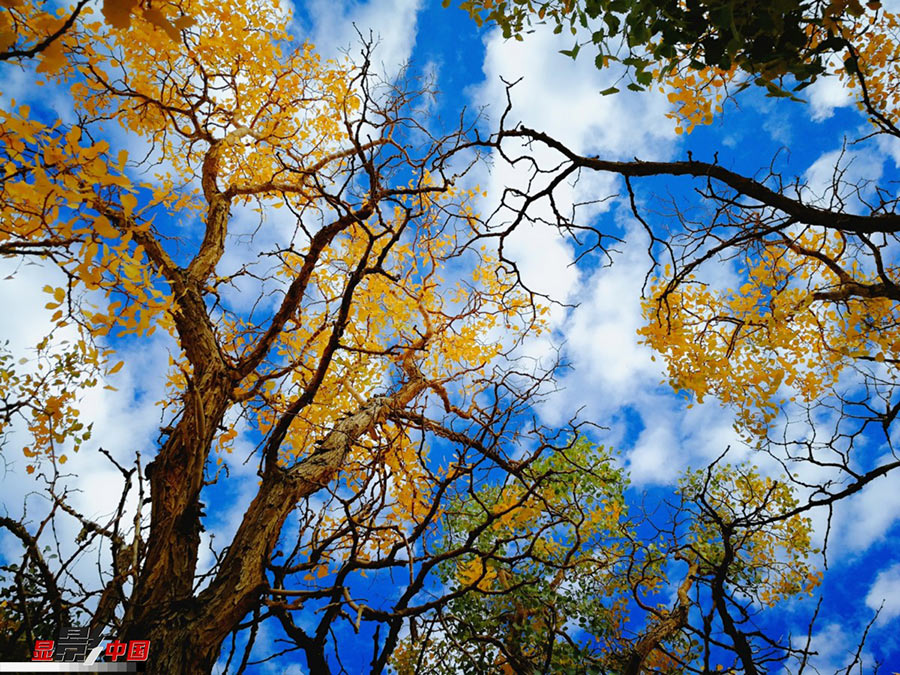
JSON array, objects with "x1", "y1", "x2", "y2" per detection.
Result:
[
  {"x1": 518, "y1": 216, "x2": 748, "y2": 484},
  {"x1": 867, "y1": 562, "x2": 900, "y2": 624},
  {"x1": 804, "y1": 147, "x2": 883, "y2": 209},
  {"x1": 463, "y1": 24, "x2": 759, "y2": 484},
  {"x1": 798, "y1": 622, "x2": 876, "y2": 673},
  {"x1": 628, "y1": 424, "x2": 679, "y2": 484},
  {"x1": 829, "y1": 457, "x2": 900, "y2": 553},
  {"x1": 299, "y1": 0, "x2": 422, "y2": 77},
  {"x1": 875, "y1": 132, "x2": 900, "y2": 168},
  {"x1": 472, "y1": 27, "x2": 675, "y2": 159},
  {"x1": 807, "y1": 74, "x2": 855, "y2": 122},
  {"x1": 465, "y1": 21, "x2": 679, "y2": 355},
  {"x1": 0, "y1": 61, "x2": 39, "y2": 110},
  {"x1": 0, "y1": 258, "x2": 174, "y2": 601}
]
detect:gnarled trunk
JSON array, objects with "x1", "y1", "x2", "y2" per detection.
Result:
[{"x1": 119, "y1": 372, "x2": 425, "y2": 673}]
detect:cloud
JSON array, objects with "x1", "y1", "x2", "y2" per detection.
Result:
[
  {"x1": 804, "y1": 147, "x2": 883, "y2": 206},
  {"x1": 466, "y1": 21, "x2": 678, "y2": 336},
  {"x1": 867, "y1": 562, "x2": 900, "y2": 624},
  {"x1": 472, "y1": 27, "x2": 676, "y2": 159},
  {"x1": 461, "y1": 29, "x2": 779, "y2": 485},
  {"x1": 517, "y1": 215, "x2": 748, "y2": 484},
  {"x1": 799, "y1": 622, "x2": 876, "y2": 672},
  {"x1": 829, "y1": 458, "x2": 900, "y2": 554},
  {"x1": 0, "y1": 258, "x2": 174, "y2": 598},
  {"x1": 298, "y1": 0, "x2": 422, "y2": 77},
  {"x1": 806, "y1": 73, "x2": 855, "y2": 122}
]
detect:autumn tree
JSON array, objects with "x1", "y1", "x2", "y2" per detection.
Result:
[
  {"x1": 0, "y1": 0, "x2": 845, "y2": 673},
  {"x1": 476, "y1": 0, "x2": 900, "y2": 497},
  {"x1": 445, "y1": 0, "x2": 900, "y2": 669},
  {"x1": 0, "y1": 0, "x2": 551, "y2": 670}
]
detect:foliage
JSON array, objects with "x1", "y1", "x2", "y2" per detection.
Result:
[
  {"x1": 1, "y1": 0, "x2": 550, "y2": 671},
  {"x1": 640, "y1": 227, "x2": 900, "y2": 441},
  {"x1": 630, "y1": 3, "x2": 900, "y2": 441},
  {"x1": 395, "y1": 440, "x2": 637, "y2": 673},
  {"x1": 664, "y1": 3, "x2": 900, "y2": 132},
  {"x1": 680, "y1": 463, "x2": 821, "y2": 610},
  {"x1": 0, "y1": 0, "x2": 847, "y2": 673},
  {"x1": 0, "y1": 557, "x2": 58, "y2": 660},
  {"x1": 449, "y1": 0, "x2": 900, "y2": 137},
  {"x1": 451, "y1": 0, "x2": 878, "y2": 91},
  {"x1": 454, "y1": 0, "x2": 900, "y2": 664},
  {"x1": 1, "y1": 0, "x2": 194, "y2": 66},
  {"x1": 391, "y1": 442, "x2": 823, "y2": 674},
  {"x1": 0, "y1": 340, "x2": 96, "y2": 467}
]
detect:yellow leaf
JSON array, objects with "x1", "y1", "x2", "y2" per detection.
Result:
[
  {"x1": 35, "y1": 40, "x2": 66, "y2": 75},
  {"x1": 121, "y1": 262, "x2": 140, "y2": 280},
  {"x1": 102, "y1": 0, "x2": 139, "y2": 29},
  {"x1": 66, "y1": 125, "x2": 81, "y2": 150},
  {"x1": 121, "y1": 193, "x2": 137, "y2": 216},
  {"x1": 93, "y1": 216, "x2": 118, "y2": 238},
  {"x1": 142, "y1": 7, "x2": 181, "y2": 41},
  {"x1": 0, "y1": 28, "x2": 16, "y2": 54},
  {"x1": 172, "y1": 15, "x2": 196, "y2": 31}
]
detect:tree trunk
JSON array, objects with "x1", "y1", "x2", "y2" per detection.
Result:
[{"x1": 119, "y1": 372, "x2": 425, "y2": 673}]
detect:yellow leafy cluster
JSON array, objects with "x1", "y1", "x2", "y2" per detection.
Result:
[
  {"x1": 686, "y1": 465, "x2": 822, "y2": 608},
  {"x1": 65, "y1": 1, "x2": 357, "y2": 201},
  {"x1": 451, "y1": 473, "x2": 628, "y2": 594},
  {"x1": 3, "y1": 111, "x2": 172, "y2": 334},
  {"x1": 640, "y1": 228, "x2": 900, "y2": 439},
  {"x1": 0, "y1": 337, "x2": 99, "y2": 471},
  {"x1": 0, "y1": 0, "x2": 74, "y2": 72},
  {"x1": 0, "y1": 100, "x2": 171, "y2": 461},
  {"x1": 1, "y1": 0, "x2": 199, "y2": 78},
  {"x1": 662, "y1": 64, "x2": 733, "y2": 134},
  {"x1": 2, "y1": 0, "x2": 374, "y2": 460},
  {"x1": 242, "y1": 195, "x2": 538, "y2": 559},
  {"x1": 829, "y1": 9, "x2": 900, "y2": 126}
]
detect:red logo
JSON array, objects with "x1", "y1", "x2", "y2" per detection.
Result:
[{"x1": 31, "y1": 640, "x2": 55, "y2": 662}]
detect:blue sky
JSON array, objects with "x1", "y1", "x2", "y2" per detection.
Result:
[{"x1": 2, "y1": 0, "x2": 900, "y2": 672}]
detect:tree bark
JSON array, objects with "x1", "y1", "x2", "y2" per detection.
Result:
[{"x1": 120, "y1": 371, "x2": 425, "y2": 673}]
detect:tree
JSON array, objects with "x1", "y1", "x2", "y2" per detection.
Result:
[
  {"x1": 452, "y1": 0, "x2": 879, "y2": 91},
  {"x1": 391, "y1": 443, "x2": 820, "y2": 674},
  {"x1": 476, "y1": 0, "x2": 900, "y2": 498},
  {"x1": 1, "y1": 0, "x2": 541, "y2": 669},
  {"x1": 449, "y1": 0, "x2": 900, "y2": 666},
  {"x1": 0, "y1": 1, "x2": 836, "y2": 673}
]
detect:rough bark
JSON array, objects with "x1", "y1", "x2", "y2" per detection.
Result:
[
  {"x1": 622, "y1": 560, "x2": 698, "y2": 675},
  {"x1": 120, "y1": 366, "x2": 425, "y2": 672}
]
